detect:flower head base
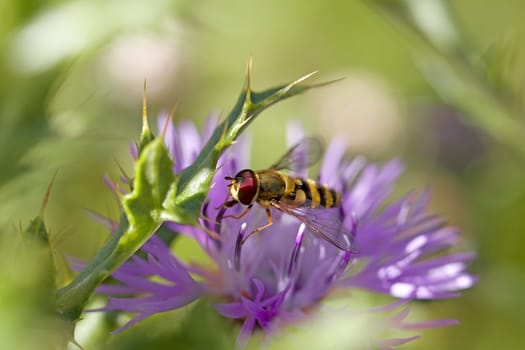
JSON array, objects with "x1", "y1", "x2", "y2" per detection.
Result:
[{"x1": 93, "y1": 115, "x2": 476, "y2": 348}]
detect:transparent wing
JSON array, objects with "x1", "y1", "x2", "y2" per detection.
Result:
[
  {"x1": 269, "y1": 137, "x2": 324, "y2": 172},
  {"x1": 271, "y1": 202, "x2": 359, "y2": 253}
]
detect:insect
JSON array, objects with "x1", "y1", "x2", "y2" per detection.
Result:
[{"x1": 218, "y1": 137, "x2": 358, "y2": 253}]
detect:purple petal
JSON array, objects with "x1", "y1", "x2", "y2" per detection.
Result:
[
  {"x1": 236, "y1": 317, "x2": 256, "y2": 349},
  {"x1": 378, "y1": 335, "x2": 421, "y2": 348},
  {"x1": 319, "y1": 138, "x2": 347, "y2": 190},
  {"x1": 215, "y1": 302, "x2": 247, "y2": 318},
  {"x1": 402, "y1": 319, "x2": 459, "y2": 329}
]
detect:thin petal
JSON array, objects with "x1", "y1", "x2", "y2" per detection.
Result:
[
  {"x1": 236, "y1": 317, "x2": 256, "y2": 349},
  {"x1": 215, "y1": 302, "x2": 247, "y2": 319}
]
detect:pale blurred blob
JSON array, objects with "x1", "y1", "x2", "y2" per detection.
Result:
[
  {"x1": 408, "y1": 0, "x2": 458, "y2": 49},
  {"x1": 50, "y1": 111, "x2": 88, "y2": 138},
  {"x1": 97, "y1": 33, "x2": 184, "y2": 105},
  {"x1": 8, "y1": 2, "x2": 105, "y2": 73},
  {"x1": 7, "y1": 0, "x2": 174, "y2": 74},
  {"x1": 69, "y1": 299, "x2": 106, "y2": 350},
  {"x1": 312, "y1": 73, "x2": 403, "y2": 155},
  {"x1": 272, "y1": 297, "x2": 419, "y2": 350}
]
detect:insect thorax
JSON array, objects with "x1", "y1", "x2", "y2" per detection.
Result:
[{"x1": 255, "y1": 170, "x2": 287, "y2": 201}]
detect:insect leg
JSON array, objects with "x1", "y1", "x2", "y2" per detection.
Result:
[
  {"x1": 241, "y1": 208, "x2": 273, "y2": 244},
  {"x1": 215, "y1": 193, "x2": 237, "y2": 209},
  {"x1": 224, "y1": 204, "x2": 253, "y2": 220},
  {"x1": 198, "y1": 222, "x2": 222, "y2": 241}
]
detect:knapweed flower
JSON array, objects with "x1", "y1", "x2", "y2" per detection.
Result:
[{"x1": 93, "y1": 115, "x2": 476, "y2": 348}]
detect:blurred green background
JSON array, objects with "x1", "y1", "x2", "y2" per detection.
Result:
[{"x1": 1, "y1": 0, "x2": 525, "y2": 349}]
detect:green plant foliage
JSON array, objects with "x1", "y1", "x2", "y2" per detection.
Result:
[{"x1": 55, "y1": 65, "x2": 323, "y2": 330}]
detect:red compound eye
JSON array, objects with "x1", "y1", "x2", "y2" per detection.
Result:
[{"x1": 235, "y1": 169, "x2": 258, "y2": 205}]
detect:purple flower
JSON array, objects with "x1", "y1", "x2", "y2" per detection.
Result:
[{"x1": 93, "y1": 114, "x2": 476, "y2": 348}]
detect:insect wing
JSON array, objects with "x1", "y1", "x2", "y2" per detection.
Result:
[
  {"x1": 271, "y1": 202, "x2": 359, "y2": 253},
  {"x1": 269, "y1": 137, "x2": 324, "y2": 172}
]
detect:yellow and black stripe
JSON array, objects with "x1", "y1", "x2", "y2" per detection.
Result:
[{"x1": 286, "y1": 177, "x2": 341, "y2": 209}]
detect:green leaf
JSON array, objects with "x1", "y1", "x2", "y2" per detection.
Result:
[
  {"x1": 21, "y1": 173, "x2": 58, "y2": 280},
  {"x1": 14, "y1": 175, "x2": 70, "y2": 348},
  {"x1": 56, "y1": 137, "x2": 173, "y2": 321}
]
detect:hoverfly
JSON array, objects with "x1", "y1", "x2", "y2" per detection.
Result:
[{"x1": 218, "y1": 137, "x2": 358, "y2": 253}]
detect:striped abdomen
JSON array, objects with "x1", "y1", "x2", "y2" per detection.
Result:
[{"x1": 284, "y1": 176, "x2": 341, "y2": 208}]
